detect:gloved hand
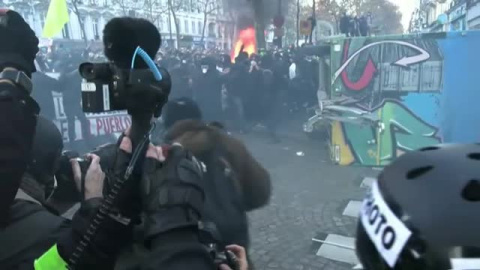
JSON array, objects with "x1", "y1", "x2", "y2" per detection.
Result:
[
  {"x1": 0, "y1": 9, "x2": 39, "y2": 76},
  {"x1": 102, "y1": 130, "x2": 143, "y2": 223},
  {"x1": 141, "y1": 143, "x2": 205, "y2": 242},
  {"x1": 57, "y1": 132, "x2": 139, "y2": 268}
]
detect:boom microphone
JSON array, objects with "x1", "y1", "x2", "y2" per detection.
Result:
[{"x1": 103, "y1": 17, "x2": 161, "y2": 69}]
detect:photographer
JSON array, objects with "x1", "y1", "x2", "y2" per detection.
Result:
[
  {"x1": 0, "y1": 8, "x2": 39, "y2": 225},
  {"x1": 118, "y1": 133, "x2": 248, "y2": 270},
  {"x1": 1, "y1": 117, "x2": 110, "y2": 269},
  {"x1": 0, "y1": 10, "x2": 136, "y2": 270},
  {"x1": 76, "y1": 16, "x2": 248, "y2": 269}
]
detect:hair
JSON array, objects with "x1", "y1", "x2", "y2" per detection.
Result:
[{"x1": 165, "y1": 119, "x2": 271, "y2": 211}]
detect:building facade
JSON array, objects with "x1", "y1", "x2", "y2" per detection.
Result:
[
  {"x1": 3, "y1": 0, "x2": 234, "y2": 49},
  {"x1": 410, "y1": 0, "x2": 480, "y2": 33}
]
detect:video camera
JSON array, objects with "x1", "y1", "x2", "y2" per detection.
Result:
[
  {"x1": 79, "y1": 59, "x2": 170, "y2": 114},
  {"x1": 66, "y1": 17, "x2": 173, "y2": 268}
]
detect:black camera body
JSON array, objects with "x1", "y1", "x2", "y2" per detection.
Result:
[
  {"x1": 206, "y1": 244, "x2": 240, "y2": 270},
  {"x1": 79, "y1": 62, "x2": 166, "y2": 113},
  {"x1": 199, "y1": 221, "x2": 240, "y2": 270},
  {"x1": 54, "y1": 151, "x2": 92, "y2": 203}
]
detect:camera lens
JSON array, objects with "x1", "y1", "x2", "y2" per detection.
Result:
[
  {"x1": 79, "y1": 62, "x2": 112, "y2": 81},
  {"x1": 79, "y1": 62, "x2": 96, "y2": 80}
]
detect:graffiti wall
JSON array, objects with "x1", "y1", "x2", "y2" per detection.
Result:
[{"x1": 329, "y1": 31, "x2": 480, "y2": 166}]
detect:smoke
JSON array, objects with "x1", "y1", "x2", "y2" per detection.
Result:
[
  {"x1": 261, "y1": 0, "x2": 290, "y2": 23},
  {"x1": 223, "y1": 0, "x2": 291, "y2": 29}
]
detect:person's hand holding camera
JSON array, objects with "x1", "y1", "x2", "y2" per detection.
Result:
[
  {"x1": 220, "y1": 245, "x2": 249, "y2": 270},
  {"x1": 71, "y1": 154, "x2": 105, "y2": 200},
  {"x1": 57, "y1": 132, "x2": 141, "y2": 268},
  {"x1": 140, "y1": 143, "x2": 205, "y2": 241}
]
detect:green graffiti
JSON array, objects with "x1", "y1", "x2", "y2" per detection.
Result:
[{"x1": 342, "y1": 101, "x2": 441, "y2": 166}]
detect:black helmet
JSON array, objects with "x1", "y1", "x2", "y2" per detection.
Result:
[
  {"x1": 162, "y1": 97, "x2": 202, "y2": 129},
  {"x1": 356, "y1": 144, "x2": 480, "y2": 270}
]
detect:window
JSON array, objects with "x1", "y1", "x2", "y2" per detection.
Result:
[
  {"x1": 157, "y1": 16, "x2": 162, "y2": 30},
  {"x1": 198, "y1": 21, "x2": 202, "y2": 34},
  {"x1": 62, "y1": 22, "x2": 70, "y2": 39},
  {"x1": 192, "y1": 21, "x2": 196, "y2": 34},
  {"x1": 93, "y1": 18, "x2": 99, "y2": 40},
  {"x1": 79, "y1": 16, "x2": 86, "y2": 39},
  {"x1": 217, "y1": 25, "x2": 221, "y2": 37},
  {"x1": 176, "y1": 19, "x2": 181, "y2": 33},
  {"x1": 184, "y1": 20, "x2": 189, "y2": 34},
  {"x1": 208, "y1": 22, "x2": 215, "y2": 37}
]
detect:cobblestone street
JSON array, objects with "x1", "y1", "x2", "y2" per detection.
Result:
[{"x1": 238, "y1": 122, "x2": 377, "y2": 270}]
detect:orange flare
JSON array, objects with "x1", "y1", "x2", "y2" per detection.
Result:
[{"x1": 231, "y1": 27, "x2": 257, "y2": 63}]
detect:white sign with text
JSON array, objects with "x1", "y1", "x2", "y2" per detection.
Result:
[{"x1": 360, "y1": 180, "x2": 412, "y2": 268}]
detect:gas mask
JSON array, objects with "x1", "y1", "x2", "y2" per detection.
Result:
[{"x1": 201, "y1": 65, "x2": 209, "y2": 74}]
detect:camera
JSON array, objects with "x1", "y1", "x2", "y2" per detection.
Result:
[
  {"x1": 79, "y1": 62, "x2": 169, "y2": 113},
  {"x1": 199, "y1": 221, "x2": 240, "y2": 270},
  {"x1": 54, "y1": 151, "x2": 92, "y2": 202},
  {"x1": 206, "y1": 244, "x2": 240, "y2": 270}
]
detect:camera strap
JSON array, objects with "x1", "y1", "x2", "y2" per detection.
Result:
[{"x1": 67, "y1": 123, "x2": 156, "y2": 269}]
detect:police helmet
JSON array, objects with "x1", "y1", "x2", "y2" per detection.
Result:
[{"x1": 356, "y1": 144, "x2": 480, "y2": 270}]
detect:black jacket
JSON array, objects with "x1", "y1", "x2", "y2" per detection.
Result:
[
  {"x1": 0, "y1": 81, "x2": 39, "y2": 227},
  {"x1": 136, "y1": 229, "x2": 215, "y2": 270},
  {"x1": 1, "y1": 198, "x2": 215, "y2": 270},
  {"x1": 0, "y1": 199, "x2": 69, "y2": 270}
]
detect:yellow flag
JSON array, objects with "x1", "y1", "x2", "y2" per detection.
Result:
[{"x1": 42, "y1": 0, "x2": 69, "y2": 38}]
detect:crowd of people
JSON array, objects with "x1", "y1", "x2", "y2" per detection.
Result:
[
  {"x1": 339, "y1": 12, "x2": 372, "y2": 37},
  {"x1": 1, "y1": 8, "x2": 479, "y2": 270},
  {"x1": 33, "y1": 42, "x2": 320, "y2": 145}
]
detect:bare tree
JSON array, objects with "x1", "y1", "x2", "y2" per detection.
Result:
[
  {"x1": 251, "y1": 0, "x2": 266, "y2": 49},
  {"x1": 221, "y1": 0, "x2": 240, "y2": 49},
  {"x1": 113, "y1": 0, "x2": 130, "y2": 15},
  {"x1": 317, "y1": 0, "x2": 341, "y2": 32},
  {"x1": 68, "y1": 0, "x2": 88, "y2": 43},
  {"x1": 143, "y1": 0, "x2": 168, "y2": 24},
  {"x1": 112, "y1": 0, "x2": 146, "y2": 16},
  {"x1": 198, "y1": 0, "x2": 220, "y2": 43},
  {"x1": 167, "y1": 0, "x2": 185, "y2": 48},
  {"x1": 296, "y1": 0, "x2": 299, "y2": 46}
]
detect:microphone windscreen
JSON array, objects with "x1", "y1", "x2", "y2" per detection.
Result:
[{"x1": 103, "y1": 17, "x2": 161, "y2": 69}]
